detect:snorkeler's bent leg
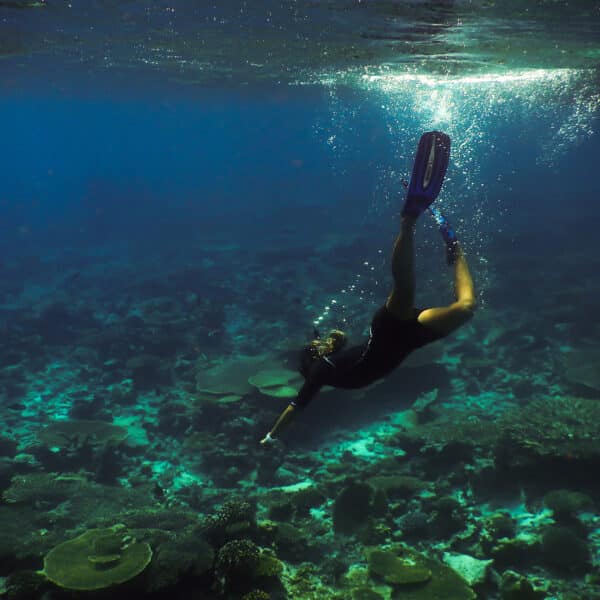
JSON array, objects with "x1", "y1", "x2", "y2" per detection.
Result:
[
  {"x1": 418, "y1": 245, "x2": 476, "y2": 336},
  {"x1": 385, "y1": 215, "x2": 417, "y2": 320}
]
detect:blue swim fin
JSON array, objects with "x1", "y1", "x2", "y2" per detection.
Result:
[{"x1": 402, "y1": 131, "x2": 451, "y2": 218}]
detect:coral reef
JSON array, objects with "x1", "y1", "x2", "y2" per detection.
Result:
[
  {"x1": 42, "y1": 525, "x2": 152, "y2": 590},
  {"x1": 366, "y1": 545, "x2": 476, "y2": 599},
  {"x1": 1, "y1": 173, "x2": 600, "y2": 600},
  {"x1": 333, "y1": 481, "x2": 374, "y2": 534}
]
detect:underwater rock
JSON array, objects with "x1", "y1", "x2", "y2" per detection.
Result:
[
  {"x1": 410, "y1": 388, "x2": 440, "y2": 424},
  {"x1": 37, "y1": 419, "x2": 128, "y2": 450},
  {"x1": 366, "y1": 545, "x2": 476, "y2": 599},
  {"x1": 91, "y1": 508, "x2": 214, "y2": 592},
  {"x1": 2, "y1": 472, "x2": 89, "y2": 505},
  {"x1": 196, "y1": 354, "x2": 267, "y2": 397},
  {"x1": 126, "y1": 354, "x2": 172, "y2": 389},
  {"x1": 371, "y1": 488, "x2": 389, "y2": 517},
  {"x1": 491, "y1": 537, "x2": 541, "y2": 568},
  {"x1": 333, "y1": 481, "x2": 373, "y2": 534},
  {"x1": 116, "y1": 507, "x2": 200, "y2": 532},
  {"x1": 248, "y1": 367, "x2": 301, "y2": 399},
  {"x1": 32, "y1": 420, "x2": 130, "y2": 474},
  {"x1": 242, "y1": 591, "x2": 270, "y2": 600},
  {"x1": 0, "y1": 458, "x2": 16, "y2": 493},
  {"x1": 265, "y1": 498, "x2": 295, "y2": 521},
  {"x1": 395, "y1": 418, "x2": 499, "y2": 468},
  {"x1": 143, "y1": 534, "x2": 214, "y2": 592},
  {"x1": 541, "y1": 525, "x2": 591, "y2": 573},
  {"x1": 443, "y1": 552, "x2": 492, "y2": 587},
  {"x1": 68, "y1": 393, "x2": 109, "y2": 420},
  {"x1": 483, "y1": 512, "x2": 517, "y2": 543},
  {"x1": 0, "y1": 435, "x2": 17, "y2": 458},
  {"x1": 42, "y1": 525, "x2": 152, "y2": 591},
  {"x1": 398, "y1": 510, "x2": 430, "y2": 539},
  {"x1": 3, "y1": 570, "x2": 48, "y2": 600},
  {"x1": 500, "y1": 570, "x2": 544, "y2": 600},
  {"x1": 543, "y1": 489, "x2": 594, "y2": 519},
  {"x1": 255, "y1": 549, "x2": 284, "y2": 578},
  {"x1": 367, "y1": 548, "x2": 432, "y2": 585},
  {"x1": 498, "y1": 397, "x2": 600, "y2": 468},
  {"x1": 428, "y1": 495, "x2": 466, "y2": 539},
  {"x1": 157, "y1": 401, "x2": 192, "y2": 436},
  {"x1": 564, "y1": 349, "x2": 600, "y2": 396},
  {"x1": 271, "y1": 521, "x2": 312, "y2": 562},
  {"x1": 366, "y1": 475, "x2": 428, "y2": 501},
  {"x1": 33, "y1": 302, "x2": 98, "y2": 345},
  {"x1": 289, "y1": 485, "x2": 327, "y2": 517},
  {"x1": 352, "y1": 588, "x2": 385, "y2": 600},
  {"x1": 0, "y1": 503, "x2": 59, "y2": 566},
  {"x1": 107, "y1": 378, "x2": 136, "y2": 405},
  {"x1": 359, "y1": 520, "x2": 393, "y2": 546}
]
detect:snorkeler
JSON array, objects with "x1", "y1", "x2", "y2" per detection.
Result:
[{"x1": 260, "y1": 131, "x2": 476, "y2": 445}]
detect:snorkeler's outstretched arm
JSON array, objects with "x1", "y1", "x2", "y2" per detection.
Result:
[
  {"x1": 417, "y1": 245, "x2": 476, "y2": 336},
  {"x1": 261, "y1": 404, "x2": 296, "y2": 444},
  {"x1": 260, "y1": 380, "x2": 321, "y2": 444}
]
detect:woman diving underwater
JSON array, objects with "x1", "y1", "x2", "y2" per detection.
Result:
[{"x1": 261, "y1": 131, "x2": 476, "y2": 445}]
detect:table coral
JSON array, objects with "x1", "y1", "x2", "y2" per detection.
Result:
[{"x1": 42, "y1": 525, "x2": 152, "y2": 591}]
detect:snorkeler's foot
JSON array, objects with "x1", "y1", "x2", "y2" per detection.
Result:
[
  {"x1": 430, "y1": 206, "x2": 459, "y2": 265},
  {"x1": 402, "y1": 131, "x2": 451, "y2": 218}
]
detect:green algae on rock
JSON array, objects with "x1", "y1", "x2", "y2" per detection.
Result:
[
  {"x1": 367, "y1": 548, "x2": 432, "y2": 585},
  {"x1": 270, "y1": 521, "x2": 312, "y2": 562},
  {"x1": 499, "y1": 570, "x2": 544, "y2": 600},
  {"x1": 366, "y1": 546, "x2": 476, "y2": 600},
  {"x1": 242, "y1": 591, "x2": 270, "y2": 600},
  {"x1": 352, "y1": 587, "x2": 385, "y2": 600},
  {"x1": 255, "y1": 550, "x2": 284, "y2": 578},
  {"x1": 38, "y1": 419, "x2": 128, "y2": 450},
  {"x1": 498, "y1": 396, "x2": 600, "y2": 465},
  {"x1": 443, "y1": 552, "x2": 493, "y2": 588},
  {"x1": 483, "y1": 512, "x2": 517, "y2": 542},
  {"x1": 543, "y1": 489, "x2": 594, "y2": 517},
  {"x1": 366, "y1": 475, "x2": 428, "y2": 500},
  {"x1": 289, "y1": 485, "x2": 327, "y2": 516},
  {"x1": 248, "y1": 368, "x2": 301, "y2": 398},
  {"x1": 2, "y1": 472, "x2": 88, "y2": 504},
  {"x1": 196, "y1": 354, "x2": 268, "y2": 397},
  {"x1": 541, "y1": 525, "x2": 591, "y2": 573},
  {"x1": 564, "y1": 349, "x2": 600, "y2": 394},
  {"x1": 333, "y1": 481, "x2": 374, "y2": 534},
  {"x1": 42, "y1": 525, "x2": 152, "y2": 591}
]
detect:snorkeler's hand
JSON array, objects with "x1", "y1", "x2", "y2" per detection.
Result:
[{"x1": 260, "y1": 432, "x2": 277, "y2": 446}]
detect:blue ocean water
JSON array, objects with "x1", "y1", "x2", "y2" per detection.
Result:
[{"x1": 1, "y1": 2, "x2": 600, "y2": 599}]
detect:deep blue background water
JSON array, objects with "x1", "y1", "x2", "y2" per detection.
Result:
[
  {"x1": 3, "y1": 80, "x2": 598, "y2": 235},
  {"x1": 1, "y1": 67, "x2": 599, "y2": 338}
]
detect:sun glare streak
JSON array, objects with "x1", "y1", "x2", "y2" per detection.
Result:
[{"x1": 360, "y1": 68, "x2": 577, "y2": 90}]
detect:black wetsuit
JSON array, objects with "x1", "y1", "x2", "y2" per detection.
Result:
[{"x1": 292, "y1": 306, "x2": 444, "y2": 409}]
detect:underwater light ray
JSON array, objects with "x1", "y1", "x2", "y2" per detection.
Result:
[{"x1": 311, "y1": 66, "x2": 599, "y2": 327}]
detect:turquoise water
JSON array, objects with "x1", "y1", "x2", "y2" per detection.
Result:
[{"x1": 1, "y1": 2, "x2": 600, "y2": 599}]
